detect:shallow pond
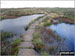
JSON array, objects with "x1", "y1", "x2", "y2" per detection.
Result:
[
  {"x1": 49, "y1": 23, "x2": 75, "y2": 52},
  {"x1": 0, "y1": 14, "x2": 43, "y2": 35}
]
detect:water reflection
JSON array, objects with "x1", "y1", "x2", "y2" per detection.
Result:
[
  {"x1": 49, "y1": 23, "x2": 75, "y2": 51},
  {"x1": 0, "y1": 14, "x2": 43, "y2": 34}
]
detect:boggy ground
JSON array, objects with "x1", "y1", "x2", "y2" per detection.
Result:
[
  {"x1": 32, "y1": 13, "x2": 74, "y2": 55},
  {"x1": 51, "y1": 17, "x2": 75, "y2": 24},
  {"x1": 0, "y1": 8, "x2": 44, "y2": 20},
  {"x1": 33, "y1": 25, "x2": 62, "y2": 55}
]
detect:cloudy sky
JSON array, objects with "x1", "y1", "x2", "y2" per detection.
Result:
[{"x1": 1, "y1": 1, "x2": 74, "y2": 8}]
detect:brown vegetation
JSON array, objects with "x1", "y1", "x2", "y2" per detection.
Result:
[{"x1": 51, "y1": 17, "x2": 75, "y2": 24}]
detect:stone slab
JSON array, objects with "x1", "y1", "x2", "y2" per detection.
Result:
[
  {"x1": 18, "y1": 49, "x2": 39, "y2": 56},
  {"x1": 19, "y1": 42, "x2": 34, "y2": 48}
]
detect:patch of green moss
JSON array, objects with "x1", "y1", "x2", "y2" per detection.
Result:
[{"x1": 44, "y1": 22, "x2": 51, "y2": 26}]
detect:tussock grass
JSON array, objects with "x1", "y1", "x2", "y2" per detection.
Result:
[
  {"x1": 33, "y1": 32, "x2": 45, "y2": 50},
  {"x1": 1, "y1": 31, "x2": 14, "y2": 41},
  {"x1": 40, "y1": 16, "x2": 52, "y2": 27},
  {"x1": 11, "y1": 38, "x2": 21, "y2": 55},
  {"x1": 12, "y1": 39, "x2": 21, "y2": 47}
]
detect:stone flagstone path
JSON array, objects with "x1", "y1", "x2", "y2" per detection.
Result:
[{"x1": 18, "y1": 15, "x2": 48, "y2": 56}]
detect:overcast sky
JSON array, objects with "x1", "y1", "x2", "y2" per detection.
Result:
[{"x1": 1, "y1": 1, "x2": 74, "y2": 8}]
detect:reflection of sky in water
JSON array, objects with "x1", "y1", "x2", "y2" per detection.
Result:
[
  {"x1": 0, "y1": 14, "x2": 43, "y2": 34},
  {"x1": 49, "y1": 23, "x2": 75, "y2": 51}
]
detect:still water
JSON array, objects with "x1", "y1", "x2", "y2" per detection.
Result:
[
  {"x1": 49, "y1": 23, "x2": 75, "y2": 51},
  {"x1": 0, "y1": 14, "x2": 43, "y2": 34}
]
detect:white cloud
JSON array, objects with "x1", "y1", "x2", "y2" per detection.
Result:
[{"x1": 1, "y1": 1, "x2": 74, "y2": 8}]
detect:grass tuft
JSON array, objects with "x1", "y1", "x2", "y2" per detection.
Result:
[
  {"x1": 11, "y1": 38, "x2": 21, "y2": 55},
  {"x1": 33, "y1": 32, "x2": 45, "y2": 50}
]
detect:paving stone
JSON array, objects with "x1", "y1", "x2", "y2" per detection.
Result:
[
  {"x1": 19, "y1": 42, "x2": 34, "y2": 48},
  {"x1": 23, "y1": 35, "x2": 33, "y2": 41},
  {"x1": 29, "y1": 25, "x2": 36, "y2": 29},
  {"x1": 26, "y1": 29, "x2": 35, "y2": 34},
  {"x1": 18, "y1": 49, "x2": 39, "y2": 56}
]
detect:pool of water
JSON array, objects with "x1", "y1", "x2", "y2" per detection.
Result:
[
  {"x1": 0, "y1": 14, "x2": 43, "y2": 35},
  {"x1": 49, "y1": 23, "x2": 75, "y2": 52}
]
